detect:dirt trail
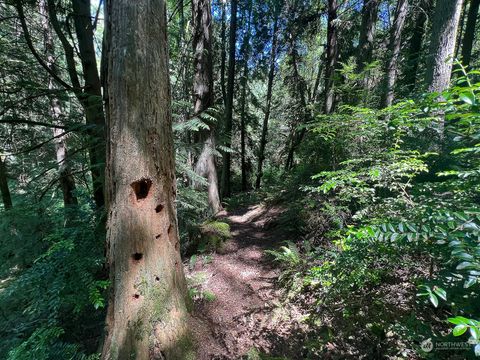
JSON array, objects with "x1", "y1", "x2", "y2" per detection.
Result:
[{"x1": 187, "y1": 204, "x2": 304, "y2": 359}]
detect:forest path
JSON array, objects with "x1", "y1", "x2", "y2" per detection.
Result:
[{"x1": 187, "y1": 204, "x2": 304, "y2": 359}]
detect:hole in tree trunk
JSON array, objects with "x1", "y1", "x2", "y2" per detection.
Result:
[
  {"x1": 155, "y1": 204, "x2": 164, "y2": 213},
  {"x1": 155, "y1": 234, "x2": 161, "y2": 239},
  {"x1": 155, "y1": 276, "x2": 160, "y2": 281},
  {"x1": 133, "y1": 293, "x2": 140, "y2": 299},
  {"x1": 131, "y1": 178, "x2": 152, "y2": 201},
  {"x1": 132, "y1": 253, "x2": 143, "y2": 261}
]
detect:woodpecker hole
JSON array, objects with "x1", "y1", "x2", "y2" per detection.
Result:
[
  {"x1": 133, "y1": 293, "x2": 140, "y2": 299},
  {"x1": 155, "y1": 204, "x2": 164, "y2": 213},
  {"x1": 155, "y1": 276, "x2": 160, "y2": 281},
  {"x1": 155, "y1": 234, "x2": 161, "y2": 239},
  {"x1": 131, "y1": 178, "x2": 152, "y2": 201},
  {"x1": 132, "y1": 253, "x2": 143, "y2": 261}
]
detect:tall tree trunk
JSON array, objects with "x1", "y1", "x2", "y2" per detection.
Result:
[
  {"x1": 404, "y1": 0, "x2": 431, "y2": 92},
  {"x1": 192, "y1": 0, "x2": 223, "y2": 214},
  {"x1": 39, "y1": 0, "x2": 78, "y2": 208},
  {"x1": 239, "y1": 0, "x2": 252, "y2": 191},
  {"x1": 425, "y1": 0, "x2": 464, "y2": 92},
  {"x1": 256, "y1": 15, "x2": 279, "y2": 189},
  {"x1": 220, "y1": 0, "x2": 227, "y2": 105},
  {"x1": 382, "y1": 0, "x2": 409, "y2": 107},
  {"x1": 221, "y1": 0, "x2": 237, "y2": 198},
  {"x1": 461, "y1": 0, "x2": 480, "y2": 67},
  {"x1": 71, "y1": 0, "x2": 106, "y2": 209},
  {"x1": 285, "y1": 39, "x2": 309, "y2": 170},
  {"x1": 0, "y1": 156, "x2": 13, "y2": 210},
  {"x1": 324, "y1": 0, "x2": 338, "y2": 114},
  {"x1": 101, "y1": 1, "x2": 192, "y2": 358},
  {"x1": 357, "y1": 0, "x2": 380, "y2": 72},
  {"x1": 16, "y1": 0, "x2": 105, "y2": 208}
]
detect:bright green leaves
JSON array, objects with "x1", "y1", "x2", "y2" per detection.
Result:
[{"x1": 417, "y1": 285, "x2": 446, "y2": 308}]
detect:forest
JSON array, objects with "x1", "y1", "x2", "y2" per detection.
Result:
[{"x1": 0, "y1": 0, "x2": 479, "y2": 358}]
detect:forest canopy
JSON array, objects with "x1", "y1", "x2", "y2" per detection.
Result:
[{"x1": 0, "y1": 0, "x2": 479, "y2": 358}]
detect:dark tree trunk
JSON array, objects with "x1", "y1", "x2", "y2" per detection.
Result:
[
  {"x1": 256, "y1": 16, "x2": 279, "y2": 189},
  {"x1": 71, "y1": 0, "x2": 106, "y2": 209},
  {"x1": 404, "y1": 0, "x2": 431, "y2": 92},
  {"x1": 101, "y1": 0, "x2": 192, "y2": 358},
  {"x1": 425, "y1": 0, "x2": 464, "y2": 92},
  {"x1": 220, "y1": 0, "x2": 227, "y2": 105},
  {"x1": 221, "y1": 0, "x2": 237, "y2": 198},
  {"x1": 192, "y1": 0, "x2": 223, "y2": 214},
  {"x1": 461, "y1": 0, "x2": 480, "y2": 67},
  {"x1": 382, "y1": 0, "x2": 409, "y2": 107},
  {"x1": 239, "y1": 0, "x2": 252, "y2": 191},
  {"x1": 16, "y1": 0, "x2": 105, "y2": 208},
  {"x1": 324, "y1": 0, "x2": 338, "y2": 114},
  {"x1": 39, "y1": 0, "x2": 78, "y2": 208},
  {"x1": 357, "y1": 0, "x2": 380, "y2": 72},
  {"x1": 0, "y1": 156, "x2": 13, "y2": 210}
]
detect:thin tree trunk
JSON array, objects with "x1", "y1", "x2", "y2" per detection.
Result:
[
  {"x1": 220, "y1": 0, "x2": 227, "y2": 105},
  {"x1": 404, "y1": 0, "x2": 431, "y2": 92},
  {"x1": 71, "y1": 0, "x2": 106, "y2": 208},
  {"x1": 0, "y1": 156, "x2": 12, "y2": 210},
  {"x1": 221, "y1": 0, "x2": 237, "y2": 198},
  {"x1": 357, "y1": 0, "x2": 380, "y2": 72},
  {"x1": 239, "y1": 0, "x2": 252, "y2": 191},
  {"x1": 16, "y1": 0, "x2": 105, "y2": 208},
  {"x1": 192, "y1": 0, "x2": 223, "y2": 214},
  {"x1": 461, "y1": 0, "x2": 480, "y2": 67},
  {"x1": 324, "y1": 0, "x2": 338, "y2": 114},
  {"x1": 256, "y1": 16, "x2": 278, "y2": 189},
  {"x1": 101, "y1": 1, "x2": 192, "y2": 358},
  {"x1": 455, "y1": 0, "x2": 467, "y2": 59},
  {"x1": 39, "y1": 0, "x2": 78, "y2": 208},
  {"x1": 425, "y1": 0, "x2": 464, "y2": 92},
  {"x1": 382, "y1": 0, "x2": 409, "y2": 108}
]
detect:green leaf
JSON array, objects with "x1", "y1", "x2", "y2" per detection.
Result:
[
  {"x1": 470, "y1": 326, "x2": 480, "y2": 340},
  {"x1": 457, "y1": 261, "x2": 474, "y2": 270},
  {"x1": 459, "y1": 92, "x2": 475, "y2": 105},
  {"x1": 449, "y1": 316, "x2": 471, "y2": 325},
  {"x1": 429, "y1": 293, "x2": 439, "y2": 308},
  {"x1": 453, "y1": 324, "x2": 468, "y2": 336},
  {"x1": 433, "y1": 287, "x2": 447, "y2": 301}
]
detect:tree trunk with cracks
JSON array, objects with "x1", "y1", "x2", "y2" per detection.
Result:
[
  {"x1": 256, "y1": 15, "x2": 279, "y2": 189},
  {"x1": 382, "y1": 0, "x2": 409, "y2": 108},
  {"x1": 324, "y1": 0, "x2": 338, "y2": 114},
  {"x1": 192, "y1": 0, "x2": 223, "y2": 214},
  {"x1": 0, "y1": 156, "x2": 12, "y2": 210},
  {"x1": 39, "y1": 0, "x2": 78, "y2": 209},
  {"x1": 101, "y1": 1, "x2": 192, "y2": 358},
  {"x1": 461, "y1": 0, "x2": 480, "y2": 67},
  {"x1": 221, "y1": 0, "x2": 237, "y2": 198}
]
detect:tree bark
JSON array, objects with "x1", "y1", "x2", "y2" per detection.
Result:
[
  {"x1": 256, "y1": 15, "x2": 279, "y2": 189},
  {"x1": 324, "y1": 0, "x2": 338, "y2": 114},
  {"x1": 221, "y1": 0, "x2": 238, "y2": 198},
  {"x1": 404, "y1": 0, "x2": 431, "y2": 92},
  {"x1": 239, "y1": 0, "x2": 252, "y2": 192},
  {"x1": 461, "y1": 0, "x2": 480, "y2": 67},
  {"x1": 220, "y1": 0, "x2": 227, "y2": 105},
  {"x1": 101, "y1": 1, "x2": 192, "y2": 358},
  {"x1": 71, "y1": 0, "x2": 106, "y2": 208},
  {"x1": 0, "y1": 156, "x2": 13, "y2": 210},
  {"x1": 382, "y1": 0, "x2": 409, "y2": 107},
  {"x1": 192, "y1": 0, "x2": 223, "y2": 214},
  {"x1": 425, "y1": 0, "x2": 464, "y2": 92},
  {"x1": 357, "y1": 0, "x2": 380, "y2": 72},
  {"x1": 39, "y1": 0, "x2": 78, "y2": 208}
]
